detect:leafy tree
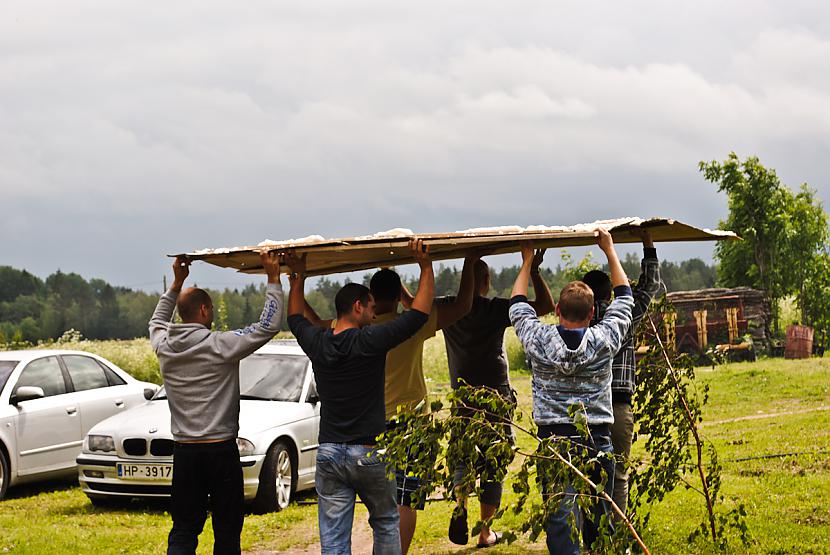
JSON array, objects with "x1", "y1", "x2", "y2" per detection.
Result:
[
  {"x1": 18, "y1": 317, "x2": 41, "y2": 342},
  {"x1": 785, "y1": 185, "x2": 829, "y2": 327},
  {"x1": 800, "y1": 253, "x2": 830, "y2": 348},
  {"x1": 0, "y1": 267, "x2": 44, "y2": 302},
  {"x1": 700, "y1": 153, "x2": 830, "y2": 340},
  {"x1": 214, "y1": 294, "x2": 229, "y2": 331}
]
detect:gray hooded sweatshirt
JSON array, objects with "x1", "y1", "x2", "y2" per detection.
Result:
[{"x1": 149, "y1": 283, "x2": 284, "y2": 441}]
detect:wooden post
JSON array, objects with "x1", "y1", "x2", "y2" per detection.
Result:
[
  {"x1": 694, "y1": 309, "x2": 708, "y2": 349},
  {"x1": 664, "y1": 311, "x2": 677, "y2": 351},
  {"x1": 726, "y1": 307, "x2": 738, "y2": 343}
]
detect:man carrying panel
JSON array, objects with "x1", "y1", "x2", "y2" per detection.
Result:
[
  {"x1": 286, "y1": 239, "x2": 435, "y2": 555},
  {"x1": 509, "y1": 230, "x2": 633, "y2": 554},
  {"x1": 375, "y1": 255, "x2": 478, "y2": 554},
  {"x1": 149, "y1": 252, "x2": 284, "y2": 555},
  {"x1": 302, "y1": 253, "x2": 479, "y2": 553},
  {"x1": 441, "y1": 250, "x2": 555, "y2": 547}
]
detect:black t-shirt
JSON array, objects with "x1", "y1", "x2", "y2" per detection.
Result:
[
  {"x1": 288, "y1": 310, "x2": 428, "y2": 444},
  {"x1": 440, "y1": 295, "x2": 512, "y2": 389}
]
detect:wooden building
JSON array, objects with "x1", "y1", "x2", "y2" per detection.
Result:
[{"x1": 665, "y1": 287, "x2": 770, "y2": 354}]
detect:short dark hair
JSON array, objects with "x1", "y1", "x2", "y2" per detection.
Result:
[
  {"x1": 369, "y1": 269, "x2": 401, "y2": 302},
  {"x1": 474, "y1": 259, "x2": 490, "y2": 285},
  {"x1": 558, "y1": 281, "x2": 595, "y2": 322},
  {"x1": 335, "y1": 283, "x2": 372, "y2": 317},
  {"x1": 582, "y1": 270, "x2": 612, "y2": 301},
  {"x1": 177, "y1": 288, "x2": 212, "y2": 321}
]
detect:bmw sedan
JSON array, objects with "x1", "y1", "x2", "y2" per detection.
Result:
[
  {"x1": 0, "y1": 350, "x2": 159, "y2": 499},
  {"x1": 77, "y1": 340, "x2": 320, "y2": 513}
]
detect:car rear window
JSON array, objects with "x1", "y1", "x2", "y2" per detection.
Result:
[
  {"x1": 239, "y1": 354, "x2": 307, "y2": 402},
  {"x1": 96, "y1": 360, "x2": 127, "y2": 386},
  {"x1": 0, "y1": 360, "x2": 19, "y2": 392}
]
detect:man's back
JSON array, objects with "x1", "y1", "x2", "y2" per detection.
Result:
[
  {"x1": 441, "y1": 295, "x2": 511, "y2": 389},
  {"x1": 509, "y1": 291, "x2": 634, "y2": 425},
  {"x1": 374, "y1": 310, "x2": 439, "y2": 419},
  {"x1": 289, "y1": 309, "x2": 429, "y2": 444},
  {"x1": 150, "y1": 283, "x2": 283, "y2": 442}
]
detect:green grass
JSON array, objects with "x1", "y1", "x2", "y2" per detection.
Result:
[{"x1": 2, "y1": 340, "x2": 829, "y2": 554}]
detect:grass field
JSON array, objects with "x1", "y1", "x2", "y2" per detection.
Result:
[{"x1": 2, "y1": 336, "x2": 828, "y2": 554}]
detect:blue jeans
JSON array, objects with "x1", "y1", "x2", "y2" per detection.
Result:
[
  {"x1": 537, "y1": 429, "x2": 615, "y2": 555},
  {"x1": 315, "y1": 443, "x2": 401, "y2": 555}
]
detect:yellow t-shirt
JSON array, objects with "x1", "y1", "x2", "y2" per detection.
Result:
[{"x1": 372, "y1": 309, "x2": 439, "y2": 420}]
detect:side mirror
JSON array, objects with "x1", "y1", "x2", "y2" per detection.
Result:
[
  {"x1": 307, "y1": 394, "x2": 319, "y2": 405},
  {"x1": 11, "y1": 386, "x2": 45, "y2": 405},
  {"x1": 143, "y1": 387, "x2": 157, "y2": 401}
]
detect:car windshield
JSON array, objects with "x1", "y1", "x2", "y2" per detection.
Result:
[
  {"x1": 153, "y1": 353, "x2": 307, "y2": 403},
  {"x1": 0, "y1": 360, "x2": 19, "y2": 392},
  {"x1": 239, "y1": 354, "x2": 307, "y2": 402}
]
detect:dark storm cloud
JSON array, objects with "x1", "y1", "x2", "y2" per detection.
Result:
[{"x1": 1, "y1": 1, "x2": 828, "y2": 289}]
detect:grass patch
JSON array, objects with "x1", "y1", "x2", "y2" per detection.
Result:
[{"x1": 3, "y1": 341, "x2": 829, "y2": 553}]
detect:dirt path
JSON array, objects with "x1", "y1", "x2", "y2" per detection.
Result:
[
  {"x1": 245, "y1": 517, "x2": 374, "y2": 554},
  {"x1": 703, "y1": 405, "x2": 829, "y2": 426}
]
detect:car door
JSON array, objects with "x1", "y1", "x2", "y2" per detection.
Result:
[
  {"x1": 13, "y1": 356, "x2": 82, "y2": 475},
  {"x1": 297, "y1": 363, "x2": 321, "y2": 473},
  {"x1": 60, "y1": 355, "x2": 134, "y2": 436}
]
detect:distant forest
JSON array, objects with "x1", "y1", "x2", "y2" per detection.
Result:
[{"x1": 0, "y1": 252, "x2": 716, "y2": 342}]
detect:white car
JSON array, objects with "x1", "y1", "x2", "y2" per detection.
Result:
[
  {"x1": 0, "y1": 349, "x2": 159, "y2": 499},
  {"x1": 77, "y1": 340, "x2": 320, "y2": 513}
]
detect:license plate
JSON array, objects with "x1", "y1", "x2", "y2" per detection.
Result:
[{"x1": 117, "y1": 463, "x2": 172, "y2": 480}]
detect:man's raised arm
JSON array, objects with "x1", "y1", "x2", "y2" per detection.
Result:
[
  {"x1": 510, "y1": 242, "x2": 535, "y2": 300},
  {"x1": 435, "y1": 253, "x2": 478, "y2": 330},
  {"x1": 508, "y1": 243, "x2": 545, "y2": 350},
  {"x1": 597, "y1": 228, "x2": 628, "y2": 291},
  {"x1": 409, "y1": 239, "x2": 435, "y2": 315},
  {"x1": 595, "y1": 228, "x2": 634, "y2": 354},
  {"x1": 213, "y1": 251, "x2": 284, "y2": 361},
  {"x1": 631, "y1": 229, "x2": 663, "y2": 324},
  {"x1": 149, "y1": 256, "x2": 190, "y2": 352},
  {"x1": 286, "y1": 253, "x2": 308, "y2": 318},
  {"x1": 528, "y1": 249, "x2": 555, "y2": 316},
  {"x1": 284, "y1": 253, "x2": 325, "y2": 353}
]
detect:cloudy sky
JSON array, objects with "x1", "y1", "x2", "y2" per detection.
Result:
[{"x1": 2, "y1": 1, "x2": 829, "y2": 290}]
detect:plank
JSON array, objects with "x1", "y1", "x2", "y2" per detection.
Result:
[{"x1": 173, "y1": 217, "x2": 738, "y2": 277}]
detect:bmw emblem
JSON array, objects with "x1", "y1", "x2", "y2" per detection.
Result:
[{"x1": 149, "y1": 427, "x2": 158, "y2": 434}]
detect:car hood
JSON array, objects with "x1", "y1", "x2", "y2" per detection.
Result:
[{"x1": 88, "y1": 399, "x2": 315, "y2": 438}]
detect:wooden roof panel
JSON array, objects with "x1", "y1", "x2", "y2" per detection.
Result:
[{"x1": 175, "y1": 217, "x2": 738, "y2": 277}]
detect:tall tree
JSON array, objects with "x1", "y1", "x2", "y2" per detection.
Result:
[
  {"x1": 785, "y1": 185, "x2": 829, "y2": 326},
  {"x1": 700, "y1": 153, "x2": 795, "y2": 339}
]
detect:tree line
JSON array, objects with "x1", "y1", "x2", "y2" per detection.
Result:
[
  {"x1": 0, "y1": 254, "x2": 716, "y2": 343},
  {"x1": 11, "y1": 148, "x2": 826, "y2": 347}
]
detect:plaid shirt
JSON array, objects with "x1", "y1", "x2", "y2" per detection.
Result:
[{"x1": 592, "y1": 248, "x2": 663, "y2": 398}]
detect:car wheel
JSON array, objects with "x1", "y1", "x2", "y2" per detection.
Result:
[
  {"x1": 253, "y1": 440, "x2": 297, "y2": 514},
  {"x1": 0, "y1": 449, "x2": 9, "y2": 500}
]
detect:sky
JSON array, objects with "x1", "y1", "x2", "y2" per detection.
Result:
[{"x1": 2, "y1": 1, "x2": 829, "y2": 291}]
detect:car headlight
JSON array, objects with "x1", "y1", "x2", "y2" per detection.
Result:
[
  {"x1": 86, "y1": 435, "x2": 115, "y2": 453},
  {"x1": 236, "y1": 438, "x2": 256, "y2": 457}
]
